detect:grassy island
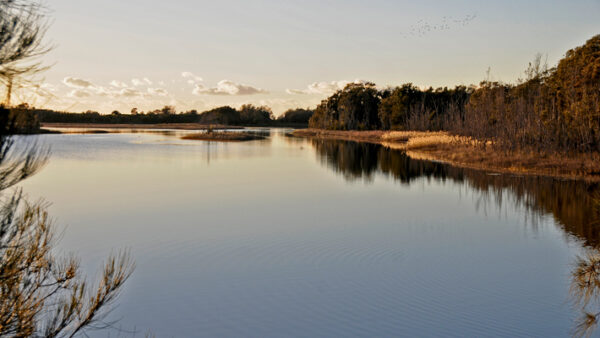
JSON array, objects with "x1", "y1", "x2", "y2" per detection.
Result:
[{"x1": 181, "y1": 131, "x2": 266, "y2": 142}]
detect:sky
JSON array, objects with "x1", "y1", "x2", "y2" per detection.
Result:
[{"x1": 9, "y1": 0, "x2": 600, "y2": 116}]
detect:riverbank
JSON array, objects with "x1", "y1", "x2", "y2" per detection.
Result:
[{"x1": 292, "y1": 129, "x2": 600, "y2": 182}]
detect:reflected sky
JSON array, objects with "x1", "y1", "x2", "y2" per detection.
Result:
[{"x1": 16, "y1": 129, "x2": 599, "y2": 337}]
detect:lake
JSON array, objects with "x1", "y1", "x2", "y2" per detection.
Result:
[{"x1": 16, "y1": 128, "x2": 600, "y2": 337}]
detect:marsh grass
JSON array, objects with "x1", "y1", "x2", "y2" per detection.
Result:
[
  {"x1": 294, "y1": 128, "x2": 600, "y2": 181},
  {"x1": 181, "y1": 131, "x2": 266, "y2": 142}
]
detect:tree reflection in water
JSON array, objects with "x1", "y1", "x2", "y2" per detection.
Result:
[{"x1": 302, "y1": 137, "x2": 600, "y2": 337}]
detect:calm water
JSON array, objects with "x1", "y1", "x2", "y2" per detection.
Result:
[{"x1": 16, "y1": 129, "x2": 600, "y2": 337}]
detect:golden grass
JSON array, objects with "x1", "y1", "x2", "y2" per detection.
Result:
[
  {"x1": 381, "y1": 130, "x2": 447, "y2": 142},
  {"x1": 291, "y1": 129, "x2": 385, "y2": 143},
  {"x1": 293, "y1": 128, "x2": 600, "y2": 182},
  {"x1": 405, "y1": 142, "x2": 600, "y2": 182}
]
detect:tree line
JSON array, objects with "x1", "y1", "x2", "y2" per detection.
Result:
[
  {"x1": 11, "y1": 103, "x2": 315, "y2": 128},
  {"x1": 309, "y1": 34, "x2": 600, "y2": 153},
  {"x1": 309, "y1": 82, "x2": 470, "y2": 131}
]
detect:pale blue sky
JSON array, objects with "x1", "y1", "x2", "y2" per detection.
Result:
[{"x1": 16, "y1": 0, "x2": 600, "y2": 115}]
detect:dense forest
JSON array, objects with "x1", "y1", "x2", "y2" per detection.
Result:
[
  {"x1": 309, "y1": 34, "x2": 600, "y2": 153},
  {"x1": 11, "y1": 103, "x2": 314, "y2": 129}
]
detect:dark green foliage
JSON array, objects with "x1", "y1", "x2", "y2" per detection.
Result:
[
  {"x1": 9, "y1": 105, "x2": 39, "y2": 133},
  {"x1": 309, "y1": 82, "x2": 469, "y2": 131},
  {"x1": 379, "y1": 84, "x2": 470, "y2": 130},
  {"x1": 239, "y1": 104, "x2": 273, "y2": 125},
  {"x1": 32, "y1": 104, "x2": 306, "y2": 127},
  {"x1": 199, "y1": 106, "x2": 240, "y2": 125},
  {"x1": 35, "y1": 107, "x2": 201, "y2": 124},
  {"x1": 277, "y1": 108, "x2": 314, "y2": 124},
  {"x1": 378, "y1": 84, "x2": 421, "y2": 130},
  {"x1": 0, "y1": 103, "x2": 40, "y2": 134},
  {"x1": 198, "y1": 104, "x2": 273, "y2": 125},
  {"x1": 310, "y1": 83, "x2": 381, "y2": 130}
]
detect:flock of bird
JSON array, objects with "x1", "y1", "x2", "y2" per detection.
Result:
[{"x1": 402, "y1": 14, "x2": 477, "y2": 38}]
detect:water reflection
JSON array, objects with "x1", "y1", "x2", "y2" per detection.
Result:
[
  {"x1": 308, "y1": 138, "x2": 599, "y2": 245},
  {"x1": 17, "y1": 129, "x2": 600, "y2": 336},
  {"x1": 306, "y1": 137, "x2": 600, "y2": 336}
]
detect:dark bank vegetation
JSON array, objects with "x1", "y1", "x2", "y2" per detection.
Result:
[
  {"x1": 0, "y1": 102, "x2": 41, "y2": 133},
  {"x1": 14, "y1": 103, "x2": 314, "y2": 128},
  {"x1": 277, "y1": 108, "x2": 315, "y2": 125},
  {"x1": 308, "y1": 35, "x2": 600, "y2": 154},
  {"x1": 309, "y1": 82, "x2": 470, "y2": 131}
]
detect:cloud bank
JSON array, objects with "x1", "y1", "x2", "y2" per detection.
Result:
[
  {"x1": 193, "y1": 80, "x2": 267, "y2": 96},
  {"x1": 182, "y1": 72, "x2": 203, "y2": 84},
  {"x1": 147, "y1": 88, "x2": 169, "y2": 96},
  {"x1": 110, "y1": 80, "x2": 129, "y2": 88},
  {"x1": 132, "y1": 78, "x2": 152, "y2": 86},
  {"x1": 62, "y1": 76, "x2": 167, "y2": 99},
  {"x1": 63, "y1": 77, "x2": 95, "y2": 89},
  {"x1": 286, "y1": 79, "x2": 367, "y2": 95}
]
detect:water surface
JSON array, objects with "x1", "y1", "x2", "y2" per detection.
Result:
[{"x1": 18, "y1": 129, "x2": 600, "y2": 337}]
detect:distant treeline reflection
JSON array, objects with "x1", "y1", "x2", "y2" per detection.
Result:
[{"x1": 309, "y1": 138, "x2": 600, "y2": 247}]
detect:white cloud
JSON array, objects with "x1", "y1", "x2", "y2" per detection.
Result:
[
  {"x1": 182, "y1": 72, "x2": 203, "y2": 84},
  {"x1": 193, "y1": 80, "x2": 267, "y2": 96},
  {"x1": 63, "y1": 77, "x2": 95, "y2": 89},
  {"x1": 130, "y1": 78, "x2": 151, "y2": 86},
  {"x1": 147, "y1": 88, "x2": 169, "y2": 96},
  {"x1": 67, "y1": 89, "x2": 92, "y2": 98},
  {"x1": 118, "y1": 88, "x2": 144, "y2": 97},
  {"x1": 94, "y1": 87, "x2": 113, "y2": 96},
  {"x1": 131, "y1": 78, "x2": 146, "y2": 86},
  {"x1": 286, "y1": 79, "x2": 368, "y2": 95},
  {"x1": 64, "y1": 77, "x2": 121, "y2": 97},
  {"x1": 110, "y1": 80, "x2": 129, "y2": 88}
]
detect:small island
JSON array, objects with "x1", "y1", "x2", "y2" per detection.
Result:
[{"x1": 181, "y1": 131, "x2": 266, "y2": 142}]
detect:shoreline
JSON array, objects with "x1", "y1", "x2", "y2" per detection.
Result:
[{"x1": 292, "y1": 129, "x2": 600, "y2": 182}]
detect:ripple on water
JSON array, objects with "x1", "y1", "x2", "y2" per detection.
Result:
[{"x1": 131, "y1": 232, "x2": 564, "y2": 337}]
